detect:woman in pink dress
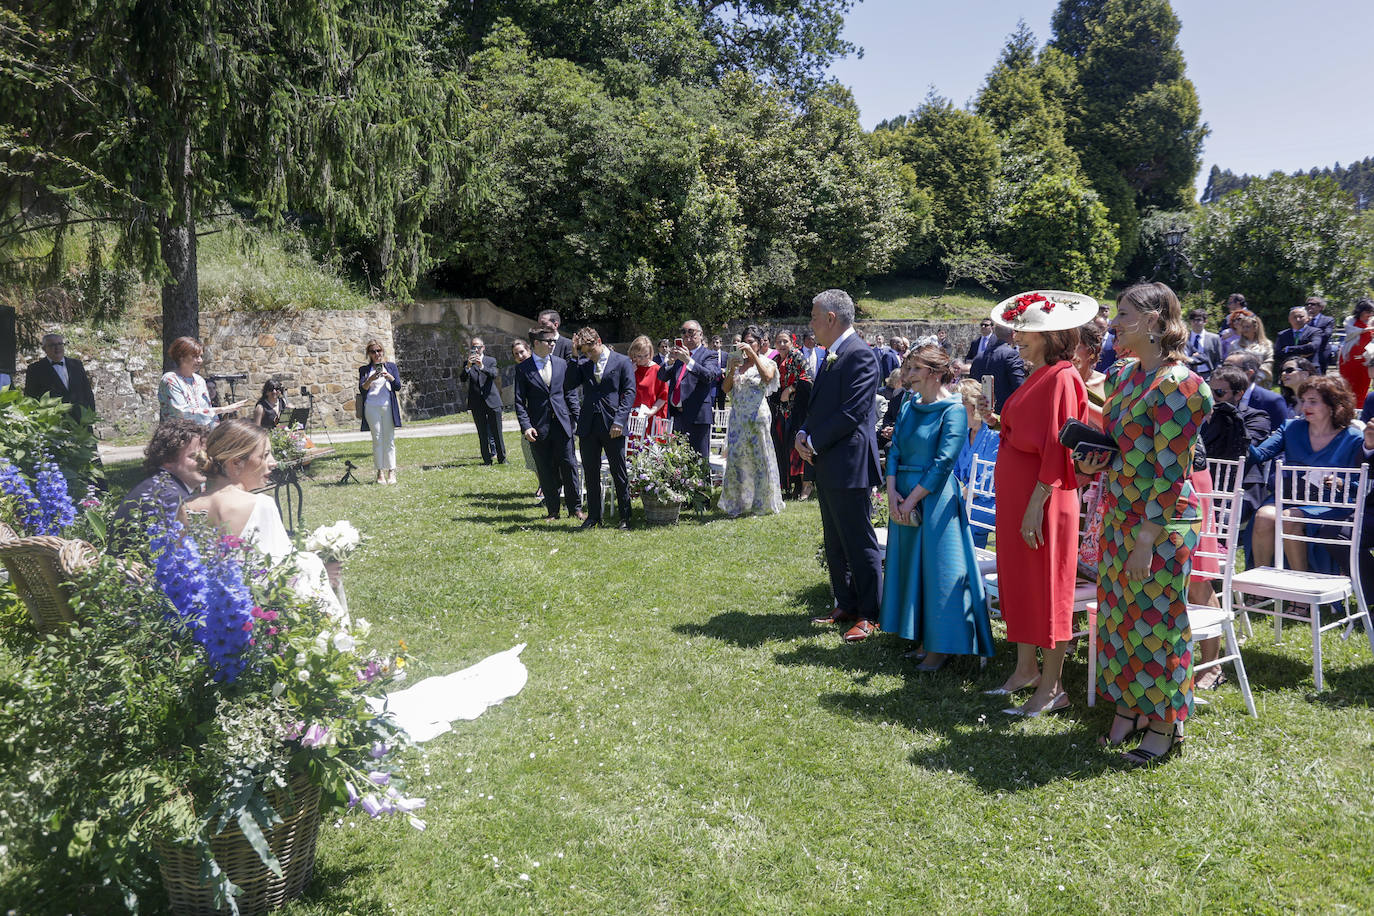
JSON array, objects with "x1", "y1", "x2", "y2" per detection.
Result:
[{"x1": 983, "y1": 291, "x2": 1094, "y2": 717}]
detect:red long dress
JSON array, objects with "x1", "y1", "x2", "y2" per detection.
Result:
[
  {"x1": 1339, "y1": 320, "x2": 1374, "y2": 403},
  {"x1": 994, "y1": 361, "x2": 1087, "y2": 649}
]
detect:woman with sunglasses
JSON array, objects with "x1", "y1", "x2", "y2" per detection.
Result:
[
  {"x1": 1278, "y1": 357, "x2": 1318, "y2": 417},
  {"x1": 253, "y1": 379, "x2": 287, "y2": 430},
  {"x1": 358, "y1": 340, "x2": 403, "y2": 484}
]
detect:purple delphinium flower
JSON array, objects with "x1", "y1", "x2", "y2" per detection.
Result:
[
  {"x1": 360, "y1": 795, "x2": 385, "y2": 817},
  {"x1": 301, "y1": 723, "x2": 330, "y2": 748},
  {"x1": 32, "y1": 455, "x2": 76, "y2": 535},
  {"x1": 0, "y1": 460, "x2": 42, "y2": 534}
]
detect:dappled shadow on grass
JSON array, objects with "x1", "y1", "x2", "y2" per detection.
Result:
[
  {"x1": 1314, "y1": 660, "x2": 1374, "y2": 708},
  {"x1": 819, "y1": 683, "x2": 1119, "y2": 792},
  {"x1": 674, "y1": 610, "x2": 818, "y2": 649},
  {"x1": 294, "y1": 858, "x2": 391, "y2": 914},
  {"x1": 418, "y1": 458, "x2": 487, "y2": 471}
]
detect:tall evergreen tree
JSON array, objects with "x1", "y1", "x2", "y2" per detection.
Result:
[{"x1": 1050, "y1": 0, "x2": 1207, "y2": 271}]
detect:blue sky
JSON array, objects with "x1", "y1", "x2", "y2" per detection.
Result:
[{"x1": 827, "y1": 1, "x2": 1374, "y2": 195}]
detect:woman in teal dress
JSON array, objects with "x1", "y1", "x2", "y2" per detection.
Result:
[{"x1": 879, "y1": 346, "x2": 994, "y2": 670}]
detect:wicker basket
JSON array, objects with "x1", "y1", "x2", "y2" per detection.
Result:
[
  {"x1": 156, "y1": 773, "x2": 323, "y2": 916},
  {"x1": 640, "y1": 493, "x2": 683, "y2": 525},
  {"x1": 0, "y1": 521, "x2": 98, "y2": 633}
]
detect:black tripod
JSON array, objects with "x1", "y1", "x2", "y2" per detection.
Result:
[{"x1": 339, "y1": 460, "x2": 360, "y2": 485}]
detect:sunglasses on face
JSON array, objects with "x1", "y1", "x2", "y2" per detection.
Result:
[
  {"x1": 1212, "y1": 388, "x2": 1232, "y2": 396},
  {"x1": 1281, "y1": 367, "x2": 1299, "y2": 374}
]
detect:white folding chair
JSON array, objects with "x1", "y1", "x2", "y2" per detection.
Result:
[
  {"x1": 710, "y1": 408, "x2": 730, "y2": 456},
  {"x1": 650, "y1": 416, "x2": 673, "y2": 439},
  {"x1": 964, "y1": 454, "x2": 997, "y2": 578},
  {"x1": 1087, "y1": 458, "x2": 1257, "y2": 715},
  {"x1": 626, "y1": 413, "x2": 649, "y2": 442},
  {"x1": 1229, "y1": 460, "x2": 1374, "y2": 691}
]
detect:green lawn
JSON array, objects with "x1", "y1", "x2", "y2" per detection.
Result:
[
  {"x1": 854, "y1": 277, "x2": 1003, "y2": 324},
  {"x1": 61, "y1": 438, "x2": 1374, "y2": 911}
]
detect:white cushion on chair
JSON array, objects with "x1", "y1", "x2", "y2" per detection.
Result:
[
  {"x1": 1230, "y1": 566, "x2": 1353, "y2": 605},
  {"x1": 1185, "y1": 603, "x2": 1232, "y2": 638}
]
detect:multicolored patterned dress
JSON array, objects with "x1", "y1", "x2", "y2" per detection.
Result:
[
  {"x1": 720, "y1": 359, "x2": 783, "y2": 517},
  {"x1": 1096, "y1": 359, "x2": 1213, "y2": 723}
]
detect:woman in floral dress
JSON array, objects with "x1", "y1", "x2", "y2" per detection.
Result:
[
  {"x1": 1079, "y1": 282, "x2": 1212, "y2": 767},
  {"x1": 719, "y1": 326, "x2": 783, "y2": 517}
]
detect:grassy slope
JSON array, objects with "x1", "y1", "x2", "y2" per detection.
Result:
[
  {"x1": 854, "y1": 278, "x2": 1003, "y2": 324},
  {"x1": 95, "y1": 436, "x2": 1374, "y2": 914}
]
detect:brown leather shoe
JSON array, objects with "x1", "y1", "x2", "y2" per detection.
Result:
[
  {"x1": 843, "y1": 620, "x2": 878, "y2": 643},
  {"x1": 811, "y1": 609, "x2": 858, "y2": 625}
]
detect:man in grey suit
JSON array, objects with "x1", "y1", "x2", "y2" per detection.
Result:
[{"x1": 1185, "y1": 309, "x2": 1223, "y2": 378}]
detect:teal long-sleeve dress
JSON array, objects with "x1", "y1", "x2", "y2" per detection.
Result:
[{"x1": 878, "y1": 394, "x2": 994, "y2": 656}]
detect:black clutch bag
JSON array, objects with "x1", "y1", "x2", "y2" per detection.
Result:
[{"x1": 1057, "y1": 418, "x2": 1118, "y2": 460}]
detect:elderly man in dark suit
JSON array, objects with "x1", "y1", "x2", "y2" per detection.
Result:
[
  {"x1": 566, "y1": 327, "x2": 637, "y2": 530},
  {"x1": 969, "y1": 322, "x2": 1026, "y2": 413},
  {"x1": 460, "y1": 336, "x2": 506, "y2": 465},
  {"x1": 658, "y1": 319, "x2": 723, "y2": 460},
  {"x1": 796, "y1": 289, "x2": 884, "y2": 643},
  {"x1": 1273, "y1": 305, "x2": 1321, "y2": 384},
  {"x1": 24, "y1": 333, "x2": 96, "y2": 418},
  {"x1": 514, "y1": 327, "x2": 584, "y2": 522}
]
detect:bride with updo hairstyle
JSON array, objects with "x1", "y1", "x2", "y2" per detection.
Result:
[{"x1": 184, "y1": 419, "x2": 345, "y2": 618}]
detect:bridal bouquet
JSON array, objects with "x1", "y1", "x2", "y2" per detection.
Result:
[{"x1": 305, "y1": 519, "x2": 363, "y2": 563}]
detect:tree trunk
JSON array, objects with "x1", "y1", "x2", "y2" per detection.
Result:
[{"x1": 160, "y1": 130, "x2": 199, "y2": 368}]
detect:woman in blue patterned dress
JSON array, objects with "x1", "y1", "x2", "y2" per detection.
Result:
[
  {"x1": 879, "y1": 346, "x2": 993, "y2": 670},
  {"x1": 719, "y1": 326, "x2": 783, "y2": 517}
]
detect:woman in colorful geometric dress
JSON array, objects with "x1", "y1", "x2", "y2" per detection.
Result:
[
  {"x1": 1079, "y1": 282, "x2": 1212, "y2": 766},
  {"x1": 879, "y1": 346, "x2": 994, "y2": 671},
  {"x1": 985, "y1": 291, "x2": 1093, "y2": 717}
]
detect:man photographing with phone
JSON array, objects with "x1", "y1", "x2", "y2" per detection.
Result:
[
  {"x1": 657, "y1": 319, "x2": 722, "y2": 461},
  {"x1": 460, "y1": 337, "x2": 506, "y2": 465}
]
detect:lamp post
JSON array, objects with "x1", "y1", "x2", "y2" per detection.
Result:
[{"x1": 1152, "y1": 226, "x2": 1210, "y2": 295}]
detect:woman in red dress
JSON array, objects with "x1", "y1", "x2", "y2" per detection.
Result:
[
  {"x1": 627, "y1": 335, "x2": 669, "y2": 434},
  {"x1": 985, "y1": 291, "x2": 1093, "y2": 717},
  {"x1": 1338, "y1": 298, "x2": 1374, "y2": 403}
]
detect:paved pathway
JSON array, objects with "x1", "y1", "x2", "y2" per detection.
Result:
[{"x1": 98, "y1": 418, "x2": 523, "y2": 464}]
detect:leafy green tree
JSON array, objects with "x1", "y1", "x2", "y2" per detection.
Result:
[
  {"x1": 1050, "y1": 0, "x2": 1207, "y2": 271},
  {"x1": 870, "y1": 94, "x2": 1000, "y2": 266},
  {"x1": 975, "y1": 22, "x2": 1074, "y2": 136},
  {"x1": 439, "y1": 0, "x2": 857, "y2": 98},
  {"x1": 1192, "y1": 175, "x2": 1374, "y2": 327},
  {"x1": 1, "y1": 0, "x2": 475, "y2": 361}
]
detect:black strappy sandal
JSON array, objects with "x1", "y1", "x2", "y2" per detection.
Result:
[
  {"x1": 1119, "y1": 723, "x2": 1185, "y2": 768},
  {"x1": 1098, "y1": 710, "x2": 1148, "y2": 748}
]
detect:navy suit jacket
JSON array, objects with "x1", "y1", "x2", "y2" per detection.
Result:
[
  {"x1": 566, "y1": 351, "x2": 636, "y2": 437},
  {"x1": 1247, "y1": 384, "x2": 1289, "y2": 433},
  {"x1": 801, "y1": 332, "x2": 882, "y2": 489},
  {"x1": 460, "y1": 355, "x2": 503, "y2": 410},
  {"x1": 965, "y1": 335, "x2": 995, "y2": 362},
  {"x1": 875, "y1": 346, "x2": 900, "y2": 379},
  {"x1": 1186, "y1": 330, "x2": 1223, "y2": 377},
  {"x1": 969, "y1": 339, "x2": 1026, "y2": 413},
  {"x1": 514, "y1": 355, "x2": 578, "y2": 439},
  {"x1": 24, "y1": 357, "x2": 96, "y2": 413},
  {"x1": 658, "y1": 345, "x2": 722, "y2": 426},
  {"x1": 358, "y1": 362, "x2": 403, "y2": 432}
]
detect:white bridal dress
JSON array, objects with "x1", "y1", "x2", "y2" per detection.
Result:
[{"x1": 239, "y1": 493, "x2": 347, "y2": 621}]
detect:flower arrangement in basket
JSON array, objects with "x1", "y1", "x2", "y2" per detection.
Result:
[
  {"x1": 0, "y1": 468, "x2": 420, "y2": 914},
  {"x1": 268, "y1": 425, "x2": 309, "y2": 464},
  {"x1": 627, "y1": 432, "x2": 713, "y2": 516}
]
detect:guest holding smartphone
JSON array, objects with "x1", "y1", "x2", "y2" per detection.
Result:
[{"x1": 358, "y1": 340, "x2": 402, "y2": 484}]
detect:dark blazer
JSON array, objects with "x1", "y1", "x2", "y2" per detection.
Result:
[
  {"x1": 358, "y1": 361, "x2": 403, "y2": 432},
  {"x1": 514, "y1": 355, "x2": 578, "y2": 439},
  {"x1": 566, "y1": 351, "x2": 636, "y2": 437},
  {"x1": 1246, "y1": 384, "x2": 1289, "y2": 433},
  {"x1": 969, "y1": 338, "x2": 1026, "y2": 413},
  {"x1": 1186, "y1": 330, "x2": 1223, "y2": 377},
  {"x1": 461, "y1": 355, "x2": 503, "y2": 410},
  {"x1": 1310, "y1": 312, "x2": 1336, "y2": 369},
  {"x1": 24, "y1": 356, "x2": 96, "y2": 413},
  {"x1": 1273, "y1": 326, "x2": 1319, "y2": 379},
  {"x1": 801, "y1": 331, "x2": 882, "y2": 489},
  {"x1": 874, "y1": 345, "x2": 900, "y2": 379},
  {"x1": 552, "y1": 336, "x2": 574, "y2": 362},
  {"x1": 965, "y1": 334, "x2": 995, "y2": 362},
  {"x1": 658, "y1": 345, "x2": 723, "y2": 426}
]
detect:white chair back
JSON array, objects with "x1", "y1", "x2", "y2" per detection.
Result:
[
  {"x1": 626, "y1": 413, "x2": 649, "y2": 441},
  {"x1": 1272, "y1": 460, "x2": 1367, "y2": 589},
  {"x1": 965, "y1": 454, "x2": 996, "y2": 546},
  {"x1": 710, "y1": 408, "x2": 730, "y2": 455},
  {"x1": 650, "y1": 416, "x2": 674, "y2": 439}
]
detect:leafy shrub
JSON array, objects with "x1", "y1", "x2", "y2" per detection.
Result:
[{"x1": 0, "y1": 387, "x2": 102, "y2": 488}]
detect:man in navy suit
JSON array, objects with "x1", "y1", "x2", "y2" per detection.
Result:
[
  {"x1": 24, "y1": 334, "x2": 96, "y2": 419},
  {"x1": 1305, "y1": 295, "x2": 1335, "y2": 373},
  {"x1": 969, "y1": 323, "x2": 1026, "y2": 413},
  {"x1": 658, "y1": 319, "x2": 722, "y2": 460},
  {"x1": 965, "y1": 318, "x2": 996, "y2": 362},
  {"x1": 514, "y1": 327, "x2": 584, "y2": 522},
  {"x1": 460, "y1": 337, "x2": 506, "y2": 465},
  {"x1": 1224, "y1": 350, "x2": 1288, "y2": 432},
  {"x1": 873, "y1": 333, "x2": 900, "y2": 379},
  {"x1": 1273, "y1": 305, "x2": 1321, "y2": 383},
  {"x1": 795, "y1": 289, "x2": 884, "y2": 643},
  {"x1": 1184, "y1": 309, "x2": 1223, "y2": 378},
  {"x1": 566, "y1": 327, "x2": 637, "y2": 530}
]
